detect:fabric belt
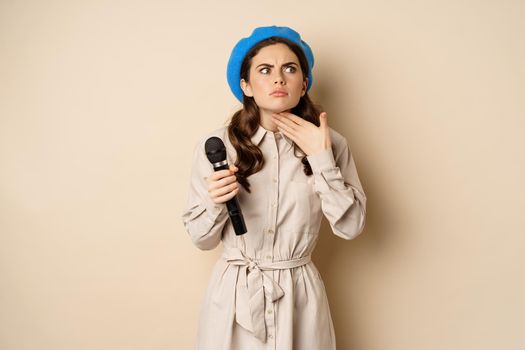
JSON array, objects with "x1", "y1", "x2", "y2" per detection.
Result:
[{"x1": 221, "y1": 246, "x2": 312, "y2": 343}]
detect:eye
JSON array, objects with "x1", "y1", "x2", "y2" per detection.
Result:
[
  {"x1": 284, "y1": 66, "x2": 296, "y2": 73},
  {"x1": 260, "y1": 67, "x2": 270, "y2": 74}
]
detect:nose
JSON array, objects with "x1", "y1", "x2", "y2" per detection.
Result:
[{"x1": 274, "y1": 71, "x2": 285, "y2": 85}]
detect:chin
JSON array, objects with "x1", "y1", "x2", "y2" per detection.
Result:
[{"x1": 260, "y1": 100, "x2": 299, "y2": 113}]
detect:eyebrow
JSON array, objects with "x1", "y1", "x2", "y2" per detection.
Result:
[{"x1": 255, "y1": 62, "x2": 298, "y2": 69}]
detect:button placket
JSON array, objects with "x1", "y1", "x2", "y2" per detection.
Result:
[
  {"x1": 263, "y1": 134, "x2": 278, "y2": 263},
  {"x1": 259, "y1": 132, "x2": 280, "y2": 349},
  {"x1": 268, "y1": 135, "x2": 280, "y2": 349},
  {"x1": 265, "y1": 293, "x2": 276, "y2": 347}
]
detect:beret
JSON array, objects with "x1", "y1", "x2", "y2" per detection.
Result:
[{"x1": 226, "y1": 25, "x2": 315, "y2": 103}]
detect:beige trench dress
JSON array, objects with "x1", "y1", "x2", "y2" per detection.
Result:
[{"x1": 181, "y1": 123, "x2": 367, "y2": 350}]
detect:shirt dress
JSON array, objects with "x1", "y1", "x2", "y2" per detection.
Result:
[{"x1": 181, "y1": 123, "x2": 367, "y2": 350}]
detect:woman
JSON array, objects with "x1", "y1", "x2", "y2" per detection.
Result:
[{"x1": 182, "y1": 25, "x2": 367, "y2": 350}]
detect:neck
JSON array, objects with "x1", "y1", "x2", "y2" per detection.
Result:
[{"x1": 259, "y1": 108, "x2": 290, "y2": 133}]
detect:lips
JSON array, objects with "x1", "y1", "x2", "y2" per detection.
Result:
[{"x1": 270, "y1": 90, "x2": 288, "y2": 96}]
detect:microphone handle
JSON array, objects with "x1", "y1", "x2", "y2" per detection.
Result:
[
  {"x1": 226, "y1": 197, "x2": 247, "y2": 236},
  {"x1": 214, "y1": 164, "x2": 247, "y2": 236}
]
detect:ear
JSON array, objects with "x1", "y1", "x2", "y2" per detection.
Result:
[
  {"x1": 301, "y1": 77, "x2": 308, "y2": 96},
  {"x1": 240, "y1": 79, "x2": 253, "y2": 97}
]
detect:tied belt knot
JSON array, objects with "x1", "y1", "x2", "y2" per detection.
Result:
[{"x1": 221, "y1": 246, "x2": 312, "y2": 343}]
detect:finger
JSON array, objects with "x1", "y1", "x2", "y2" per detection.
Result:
[
  {"x1": 219, "y1": 187, "x2": 240, "y2": 202},
  {"x1": 319, "y1": 112, "x2": 328, "y2": 128},
  {"x1": 215, "y1": 186, "x2": 239, "y2": 203},
  {"x1": 211, "y1": 180, "x2": 238, "y2": 197},
  {"x1": 208, "y1": 165, "x2": 237, "y2": 182},
  {"x1": 209, "y1": 174, "x2": 237, "y2": 191},
  {"x1": 276, "y1": 112, "x2": 304, "y2": 126},
  {"x1": 208, "y1": 169, "x2": 233, "y2": 182},
  {"x1": 274, "y1": 118, "x2": 298, "y2": 138},
  {"x1": 273, "y1": 114, "x2": 299, "y2": 132}
]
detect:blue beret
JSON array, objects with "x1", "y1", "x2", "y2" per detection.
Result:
[{"x1": 226, "y1": 25, "x2": 315, "y2": 103}]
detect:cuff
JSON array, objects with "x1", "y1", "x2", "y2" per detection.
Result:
[{"x1": 306, "y1": 148, "x2": 336, "y2": 174}]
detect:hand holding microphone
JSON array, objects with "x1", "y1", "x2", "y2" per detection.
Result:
[
  {"x1": 206, "y1": 165, "x2": 239, "y2": 204},
  {"x1": 205, "y1": 137, "x2": 247, "y2": 236}
]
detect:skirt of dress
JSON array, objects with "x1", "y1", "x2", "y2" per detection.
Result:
[{"x1": 194, "y1": 257, "x2": 337, "y2": 350}]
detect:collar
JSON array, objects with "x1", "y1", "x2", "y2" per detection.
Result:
[{"x1": 250, "y1": 124, "x2": 293, "y2": 147}]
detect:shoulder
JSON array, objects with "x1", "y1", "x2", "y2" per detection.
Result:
[
  {"x1": 327, "y1": 126, "x2": 356, "y2": 164},
  {"x1": 328, "y1": 127, "x2": 346, "y2": 144},
  {"x1": 328, "y1": 127, "x2": 349, "y2": 152}
]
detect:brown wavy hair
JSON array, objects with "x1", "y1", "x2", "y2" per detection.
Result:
[{"x1": 227, "y1": 37, "x2": 323, "y2": 193}]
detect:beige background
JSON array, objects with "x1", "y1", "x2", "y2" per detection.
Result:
[{"x1": 1, "y1": 0, "x2": 524, "y2": 349}]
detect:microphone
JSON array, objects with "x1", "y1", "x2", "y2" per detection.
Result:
[{"x1": 204, "y1": 137, "x2": 247, "y2": 236}]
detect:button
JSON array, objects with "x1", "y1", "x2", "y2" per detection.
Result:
[
  {"x1": 272, "y1": 202, "x2": 276, "y2": 207},
  {"x1": 268, "y1": 229, "x2": 274, "y2": 234},
  {"x1": 268, "y1": 334, "x2": 273, "y2": 339},
  {"x1": 267, "y1": 309, "x2": 273, "y2": 314},
  {"x1": 273, "y1": 178, "x2": 277, "y2": 183},
  {"x1": 266, "y1": 255, "x2": 272, "y2": 259}
]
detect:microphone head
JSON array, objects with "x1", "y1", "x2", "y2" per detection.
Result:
[{"x1": 204, "y1": 137, "x2": 227, "y2": 163}]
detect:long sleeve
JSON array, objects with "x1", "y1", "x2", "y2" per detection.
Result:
[
  {"x1": 306, "y1": 136, "x2": 367, "y2": 240},
  {"x1": 181, "y1": 138, "x2": 229, "y2": 250}
]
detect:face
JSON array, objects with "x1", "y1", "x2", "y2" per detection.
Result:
[{"x1": 240, "y1": 43, "x2": 308, "y2": 115}]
